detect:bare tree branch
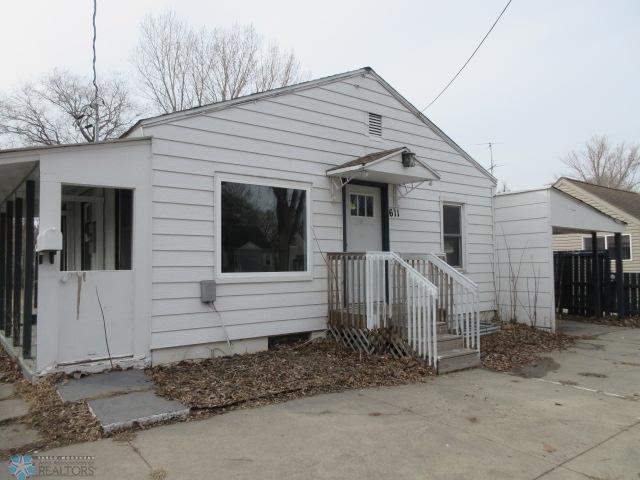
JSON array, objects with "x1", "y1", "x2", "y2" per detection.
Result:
[
  {"x1": 0, "y1": 70, "x2": 137, "y2": 147},
  {"x1": 562, "y1": 135, "x2": 640, "y2": 191},
  {"x1": 133, "y1": 11, "x2": 305, "y2": 114}
]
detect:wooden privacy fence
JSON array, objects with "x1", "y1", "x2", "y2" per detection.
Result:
[{"x1": 554, "y1": 251, "x2": 640, "y2": 316}]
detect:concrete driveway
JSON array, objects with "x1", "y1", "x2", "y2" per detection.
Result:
[{"x1": 5, "y1": 321, "x2": 639, "y2": 480}]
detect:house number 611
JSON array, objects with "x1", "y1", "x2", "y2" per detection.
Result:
[{"x1": 388, "y1": 208, "x2": 400, "y2": 217}]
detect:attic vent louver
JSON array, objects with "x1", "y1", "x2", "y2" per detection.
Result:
[{"x1": 368, "y1": 113, "x2": 382, "y2": 137}]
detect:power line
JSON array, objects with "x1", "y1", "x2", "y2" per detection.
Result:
[
  {"x1": 422, "y1": 0, "x2": 514, "y2": 112},
  {"x1": 91, "y1": 0, "x2": 99, "y2": 142}
]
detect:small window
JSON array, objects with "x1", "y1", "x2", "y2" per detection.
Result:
[
  {"x1": 443, "y1": 204, "x2": 462, "y2": 267},
  {"x1": 582, "y1": 236, "x2": 606, "y2": 252},
  {"x1": 220, "y1": 181, "x2": 307, "y2": 273},
  {"x1": 61, "y1": 186, "x2": 133, "y2": 271},
  {"x1": 605, "y1": 234, "x2": 632, "y2": 261},
  {"x1": 350, "y1": 194, "x2": 374, "y2": 218},
  {"x1": 368, "y1": 113, "x2": 382, "y2": 137}
]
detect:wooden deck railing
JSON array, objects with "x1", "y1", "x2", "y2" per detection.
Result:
[
  {"x1": 327, "y1": 251, "x2": 440, "y2": 365},
  {"x1": 327, "y1": 251, "x2": 481, "y2": 365}
]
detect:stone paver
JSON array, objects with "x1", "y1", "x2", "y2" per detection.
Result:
[
  {"x1": 0, "y1": 398, "x2": 29, "y2": 423},
  {"x1": 57, "y1": 369, "x2": 153, "y2": 403},
  {"x1": 87, "y1": 391, "x2": 189, "y2": 433},
  {"x1": 0, "y1": 383, "x2": 15, "y2": 400},
  {"x1": 0, "y1": 423, "x2": 41, "y2": 452}
]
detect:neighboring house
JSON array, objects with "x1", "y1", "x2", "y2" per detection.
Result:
[
  {"x1": 553, "y1": 178, "x2": 640, "y2": 272},
  {"x1": 0, "y1": 67, "x2": 500, "y2": 375}
]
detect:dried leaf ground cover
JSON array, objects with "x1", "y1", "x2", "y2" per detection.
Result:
[
  {"x1": 0, "y1": 348, "x2": 102, "y2": 458},
  {"x1": 148, "y1": 338, "x2": 434, "y2": 413},
  {"x1": 560, "y1": 314, "x2": 640, "y2": 328},
  {"x1": 481, "y1": 323, "x2": 575, "y2": 372}
]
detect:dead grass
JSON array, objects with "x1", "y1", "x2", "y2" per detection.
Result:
[
  {"x1": 481, "y1": 323, "x2": 575, "y2": 372},
  {"x1": 147, "y1": 338, "x2": 435, "y2": 413}
]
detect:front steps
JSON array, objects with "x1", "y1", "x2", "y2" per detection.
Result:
[{"x1": 435, "y1": 322, "x2": 481, "y2": 374}]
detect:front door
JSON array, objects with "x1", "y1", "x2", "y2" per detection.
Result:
[{"x1": 345, "y1": 184, "x2": 382, "y2": 252}]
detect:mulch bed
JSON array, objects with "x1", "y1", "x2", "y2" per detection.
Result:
[
  {"x1": 147, "y1": 338, "x2": 435, "y2": 413},
  {"x1": 560, "y1": 314, "x2": 640, "y2": 328},
  {"x1": 481, "y1": 323, "x2": 575, "y2": 372},
  {"x1": 1, "y1": 337, "x2": 433, "y2": 457},
  {"x1": 0, "y1": 348, "x2": 102, "y2": 458}
]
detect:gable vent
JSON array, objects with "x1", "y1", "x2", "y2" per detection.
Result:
[{"x1": 368, "y1": 113, "x2": 382, "y2": 137}]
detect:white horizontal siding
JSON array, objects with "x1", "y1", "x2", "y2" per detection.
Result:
[
  {"x1": 494, "y1": 191, "x2": 554, "y2": 329},
  {"x1": 146, "y1": 72, "x2": 496, "y2": 350}
]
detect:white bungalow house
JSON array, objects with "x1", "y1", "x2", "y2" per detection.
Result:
[{"x1": 4, "y1": 66, "x2": 616, "y2": 377}]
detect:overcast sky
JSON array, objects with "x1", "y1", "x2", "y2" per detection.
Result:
[{"x1": 1, "y1": 0, "x2": 638, "y2": 189}]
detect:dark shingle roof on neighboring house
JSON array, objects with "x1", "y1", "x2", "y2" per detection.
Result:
[{"x1": 557, "y1": 177, "x2": 640, "y2": 222}]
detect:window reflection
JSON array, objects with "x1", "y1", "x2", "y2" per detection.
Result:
[{"x1": 221, "y1": 181, "x2": 307, "y2": 273}]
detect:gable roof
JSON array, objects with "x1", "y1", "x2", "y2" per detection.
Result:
[
  {"x1": 122, "y1": 67, "x2": 496, "y2": 184},
  {"x1": 554, "y1": 177, "x2": 640, "y2": 223}
]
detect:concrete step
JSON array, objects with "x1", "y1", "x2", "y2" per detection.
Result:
[
  {"x1": 436, "y1": 322, "x2": 448, "y2": 334},
  {"x1": 436, "y1": 334, "x2": 463, "y2": 352},
  {"x1": 437, "y1": 348, "x2": 480, "y2": 375}
]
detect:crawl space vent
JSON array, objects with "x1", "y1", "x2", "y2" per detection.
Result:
[{"x1": 368, "y1": 113, "x2": 382, "y2": 137}]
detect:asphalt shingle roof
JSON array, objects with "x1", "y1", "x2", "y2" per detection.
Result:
[{"x1": 560, "y1": 178, "x2": 640, "y2": 221}]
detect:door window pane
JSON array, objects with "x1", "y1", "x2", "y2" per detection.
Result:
[
  {"x1": 366, "y1": 196, "x2": 374, "y2": 218},
  {"x1": 221, "y1": 181, "x2": 307, "y2": 273},
  {"x1": 349, "y1": 194, "x2": 375, "y2": 218}
]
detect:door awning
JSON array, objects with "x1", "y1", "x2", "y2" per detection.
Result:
[{"x1": 326, "y1": 147, "x2": 440, "y2": 185}]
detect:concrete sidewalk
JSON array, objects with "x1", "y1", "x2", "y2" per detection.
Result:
[{"x1": 4, "y1": 321, "x2": 639, "y2": 480}]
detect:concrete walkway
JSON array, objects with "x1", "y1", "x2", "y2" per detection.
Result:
[{"x1": 4, "y1": 321, "x2": 639, "y2": 480}]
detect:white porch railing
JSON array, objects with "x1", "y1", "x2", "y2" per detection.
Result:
[
  {"x1": 327, "y1": 251, "x2": 440, "y2": 366},
  {"x1": 401, "y1": 253, "x2": 480, "y2": 352}
]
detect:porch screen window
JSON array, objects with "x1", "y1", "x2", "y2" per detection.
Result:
[
  {"x1": 220, "y1": 181, "x2": 307, "y2": 273},
  {"x1": 443, "y1": 204, "x2": 462, "y2": 267},
  {"x1": 60, "y1": 186, "x2": 133, "y2": 271}
]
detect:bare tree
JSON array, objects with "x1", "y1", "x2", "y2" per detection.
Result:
[
  {"x1": 562, "y1": 135, "x2": 640, "y2": 191},
  {"x1": 0, "y1": 70, "x2": 137, "y2": 147},
  {"x1": 133, "y1": 11, "x2": 305, "y2": 114}
]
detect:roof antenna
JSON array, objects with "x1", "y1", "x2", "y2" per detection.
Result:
[{"x1": 477, "y1": 141, "x2": 503, "y2": 174}]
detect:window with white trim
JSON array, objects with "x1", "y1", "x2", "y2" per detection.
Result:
[
  {"x1": 582, "y1": 234, "x2": 632, "y2": 260},
  {"x1": 220, "y1": 180, "x2": 307, "y2": 273},
  {"x1": 582, "y1": 236, "x2": 605, "y2": 252},
  {"x1": 606, "y1": 234, "x2": 632, "y2": 260},
  {"x1": 442, "y1": 204, "x2": 463, "y2": 267}
]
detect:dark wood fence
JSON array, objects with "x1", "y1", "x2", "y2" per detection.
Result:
[{"x1": 554, "y1": 251, "x2": 640, "y2": 316}]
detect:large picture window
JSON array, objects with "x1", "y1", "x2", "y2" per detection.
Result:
[
  {"x1": 220, "y1": 180, "x2": 307, "y2": 274},
  {"x1": 443, "y1": 204, "x2": 463, "y2": 268}
]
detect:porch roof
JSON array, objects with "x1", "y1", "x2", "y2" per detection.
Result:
[
  {"x1": 326, "y1": 147, "x2": 440, "y2": 185},
  {"x1": 0, "y1": 161, "x2": 38, "y2": 203}
]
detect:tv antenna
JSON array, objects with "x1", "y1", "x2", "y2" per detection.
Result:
[{"x1": 477, "y1": 141, "x2": 503, "y2": 175}]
